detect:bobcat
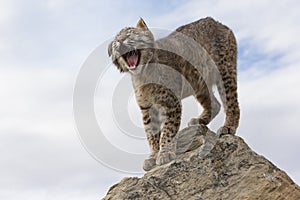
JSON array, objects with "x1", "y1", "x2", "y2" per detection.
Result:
[{"x1": 108, "y1": 17, "x2": 240, "y2": 171}]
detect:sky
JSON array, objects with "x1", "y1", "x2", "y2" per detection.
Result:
[{"x1": 0, "y1": 0, "x2": 300, "y2": 199}]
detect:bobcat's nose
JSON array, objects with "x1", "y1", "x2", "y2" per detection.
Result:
[{"x1": 118, "y1": 43, "x2": 134, "y2": 56}]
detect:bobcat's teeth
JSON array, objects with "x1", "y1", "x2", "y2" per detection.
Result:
[{"x1": 129, "y1": 65, "x2": 136, "y2": 69}]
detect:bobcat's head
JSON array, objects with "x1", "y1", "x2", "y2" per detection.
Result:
[{"x1": 108, "y1": 18, "x2": 155, "y2": 74}]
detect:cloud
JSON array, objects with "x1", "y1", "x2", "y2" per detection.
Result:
[{"x1": 0, "y1": 1, "x2": 14, "y2": 24}]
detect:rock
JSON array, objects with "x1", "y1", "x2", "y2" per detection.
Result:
[{"x1": 102, "y1": 125, "x2": 300, "y2": 200}]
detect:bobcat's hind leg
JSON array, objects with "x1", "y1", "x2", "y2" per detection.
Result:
[
  {"x1": 215, "y1": 29, "x2": 240, "y2": 135},
  {"x1": 216, "y1": 76, "x2": 240, "y2": 135},
  {"x1": 188, "y1": 82, "x2": 220, "y2": 127}
]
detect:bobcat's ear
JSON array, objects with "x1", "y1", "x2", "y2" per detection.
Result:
[
  {"x1": 108, "y1": 41, "x2": 113, "y2": 57},
  {"x1": 136, "y1": 18, "x2": 148, "y2": 29}
]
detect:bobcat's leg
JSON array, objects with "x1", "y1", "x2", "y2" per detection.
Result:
[
  {"x1": 215, "y1": 36, "x2": 240, "y2": 135},
  {"x1": 156, "y1": 89, "x2": 181, "y2": 165},
  {"x1": 217, "y1": 76, "x2": 240, "y2": 135},
  {"x1": 156, "y1": 99, "x2": 181, "y2": 166},
  {"x1": 141, "y1": 106, "x2": 161, "y2": 171},
  {"x1": 214, "y1": 30, "x2": 240, "y2": 135},
  {"x1": 188, "y1": 81, "x2": 220, "y2": 126}
]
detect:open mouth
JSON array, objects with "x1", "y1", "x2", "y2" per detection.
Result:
[{"x1": 123, "y1": 49, "x2": 140, "y2": 70}]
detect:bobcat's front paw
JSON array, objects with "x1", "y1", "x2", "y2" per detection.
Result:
[
  {"x1": 156, "y1": 151, "x2": 176, "y2": 166},
  {"x1": 143, "y1": 157, "x2": 156, "y2": 171},
  {"x1": 217, "y1": 126, "x2": 236, "y2": 136}
]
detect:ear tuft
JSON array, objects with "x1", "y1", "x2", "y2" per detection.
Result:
[{"x1": 136, "y1": 18, "x2": 148, "y2": 29}]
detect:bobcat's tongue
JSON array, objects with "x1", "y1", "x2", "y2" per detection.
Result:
[{"x1": 126, "y1": 51, "x2": 138, "y2": 69}]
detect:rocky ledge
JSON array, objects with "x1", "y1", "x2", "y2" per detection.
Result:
[{"x1": 102, "y1": 125, "x2": 300, "y2": 200}]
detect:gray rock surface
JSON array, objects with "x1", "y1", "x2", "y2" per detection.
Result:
[{"x1": 102, "y1": 125, "x2": 300, "y2": 200}]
